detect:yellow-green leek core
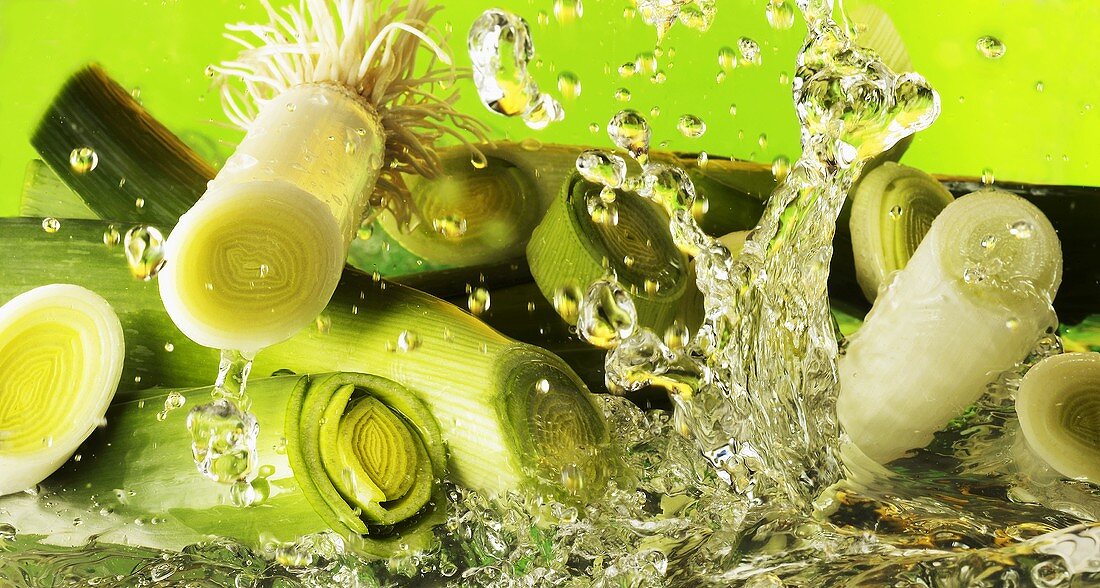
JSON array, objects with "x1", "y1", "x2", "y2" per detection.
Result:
[
  {"x1": 0, "y1": 284, "x2": 124, "y2": 495},
  {"x1": 1016, "y1": 352, "x2": 1100, "y2": 484},
  {"x1": 527, "y1": 172, "x2": 690, "y2": 331},
  {"x1": 849, "y1": 162, "x2": 954, "y2": 302}
]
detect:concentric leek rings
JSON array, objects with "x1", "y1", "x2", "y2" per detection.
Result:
[{"x1": 1017, "y1": 352, "x2": 1100, "y2": 484}]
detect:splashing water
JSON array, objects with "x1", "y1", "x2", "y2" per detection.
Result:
[
  {"x1": 186, "y1": 349, "x2": 259, "y2": 486},
  {"x1": 603, "y1": 0, "x2": 940, "y2": 519}
]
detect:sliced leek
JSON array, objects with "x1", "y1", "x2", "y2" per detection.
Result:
[
  {"x1": 527, "y1": 172, "x2": 692, "y2": 331},
  {"x1": 0, "y1": 284, "x2": 124, "y2": 496},
  {"x1": 160, "y1": 0, "x2": 486, "y2": 353},
  {"x1": 0, "y1": 218, "x2": 610, "y2": 498},
  {"x1": 1016, "y1": 352, "x2": 1100, "y2": 483},
  {"x1": 0, "y1": 373, "x2": 446, "y2": 557},
  {"x1": 848, "y1": 162, "x2": 954, "y2": 301},
  {"x1": 839, "y1": 190, "x2": 1062, "y2": 464}
]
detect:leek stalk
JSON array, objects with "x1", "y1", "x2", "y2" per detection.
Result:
[
  {"x1": 0, "y1": 373, "x2": 446, "y2": 557},
  {"x1": 0, "y1": 218, "x2": 610, "y2": 497},
  {"x1": 838, "y1": 191, "x2": 1062, "y2": 464},
  {"x1": 0, "y1": 285, "x2": 124, "y2": 496}
]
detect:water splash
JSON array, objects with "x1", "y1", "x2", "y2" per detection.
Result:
[{"x1": 186, "y1": 350, "x2": 259, "y2": 485}]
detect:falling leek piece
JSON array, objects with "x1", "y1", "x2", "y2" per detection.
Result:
[
  {"x1": 0, "y1": 373, "x2": 447, "y2": 557},
  {"x1": 0, "y1": 218, "x2": 610, "y2": 497},
  {"x1": 527, "y1": 172, "x2": 693, "y2": 331},
  {"x1": 159, "y1": 0, "x2": 486, "y2": 353},
  {"x1": 838, "y1": 190, "x2": 1062, "y2": 464},
  {"x1": 1015, "y1": 352, "x2": 1100, "y2": 484},
  {"x1": 848, "y1": 162, "x2": 954, "y2": 302},
  {"x1": 0, "y1": 284, "x2": 124, "y2": 496}
]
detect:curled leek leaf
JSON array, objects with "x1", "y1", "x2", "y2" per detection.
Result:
[
  {"x1": 0, "y1": 284, "x2": 124, "y2": 496},
  {"x1": 848, "y1": 162, "x2": 954, "y2": 302},
  {"x1": 1016, "y1": 352, "x2": 1100, "y2": 484},
  {"x1": 527, "y1": 172, "x2": 692, "y2": 331},
  {"x1": 839, "y1": 190, "x2": 1062, "y2": 464}
]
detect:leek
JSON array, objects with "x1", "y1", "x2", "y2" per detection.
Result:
[
  {"x1": 160, "y1": 0, "x2": 487, "y2": 353},
  {"x1": 0, "y1": 373, "x2": 446, "y2": 557},
  {"x1": 848, "y1": 162, "x2": 954, "y2": 301},
  {"x1": 0, "y1": 284, "x2": 124, "y2": 496},
  {"x1": 0, "y1": 218, "x2": 609, "y2": 497},
  {"x1": 20, "y1": 160, "x2": 96, "y2": 221},
  {"x1": 838, "y1": 190, "x2": 1062, "y2": 463},
  {"x1": 1015, "y1": 352, "x2": 1100, "y2": 484},
  {"x1": 527, "y1": 172, "x2": 693, "y2": 331}
]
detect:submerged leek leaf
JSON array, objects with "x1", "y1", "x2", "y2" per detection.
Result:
[
  {"x1": 848, "y1": 162, "x2": 954, "y2": 302},
  {"x1": 1016, "y1": 352, "x2": 1100, "y2": 484},
  {"x1": 20, "y1": 160, "x2": 97, "y2": 220},
  {"x1": 0, "y1": 218, "x2": 610, "y2": 498},
  {"x1": 31, "y1": 64, "x2": 215, "y2": 226},
  {"x1": 839, "y1": 190, "x2": 1062, "y2": 464},
  {"x1": 0, "y1": 284, "x2": 124, "y2": 496},
  {"x1": 0, "y1": 373, "x2": 446, "y2": 557},
  {"x1": 527, "y1": 172, "x2": 693, "y2": 331}
]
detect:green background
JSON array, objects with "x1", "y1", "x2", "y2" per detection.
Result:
[{"x1": 0, "y1": 0, "x2": 1096, "y2": 218}]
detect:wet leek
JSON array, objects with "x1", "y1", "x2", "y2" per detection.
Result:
[
  {"x1": 0, "y1": 284, "x2": 124, "y2": 496},
  {"x1": 0, "y1": 218, "x2": 610, "y2": 497},
  {"x1": 839, "y1": 191, "x2": 1062, "y2": 463},
  {"x1": 0, "y1": 373, "x2": 446, "y2": 557},
  {"x1": 848, "y1": 162, "x2": 954, "y2": 301},
  {"x1": 1015, "y1": 352, "x2": 1100, "y2": 484},
  {"x1": 527, "y1": 172, "x2": 693, "y2": 331}
]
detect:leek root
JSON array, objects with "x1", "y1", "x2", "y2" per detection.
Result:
[
  {"x1": 839, "y1": 190, "x2": 1062, "y2": 463},
  {"x1": 0, "y1": 284, "x2": 124, "y2": 496},
  {"x1": 1016, "y1": 352, "x2": 1100, "y2": 484},
  {"x1": 0, "y1": 373, "x2": 446, "y2": 557}
]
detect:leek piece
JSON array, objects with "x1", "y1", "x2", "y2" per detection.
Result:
[
  {"x1": 0, "y1": 284, "x2": 124, "y2": 496},
  {"x1": 848, "y1": 162, "x2": 954, "y2": 301},
  {"x1": 373, "y1": 143, "x2": 579, "y2": 267},
  {"x1": 31, "y1": 64, "x2": 215, "y2": 226},
  {"x1": 0, "y1": 373, "x2": 446, "y2": 557},
  {"x1": 527, "y1": 172, "x2": 692, "y2": 331},
  {"x1": 19, "y1": 160, "x2": 96, "y2": 220},
  {"x1": 1016, "y1": 352, "x2": 1100, "y2": 483},
  {"x1": 838, "y1": 190, "x2": 1062, "y2": 464},
  {"x1": 0, "y1": 218, "x2": 610, "y2": 497}
]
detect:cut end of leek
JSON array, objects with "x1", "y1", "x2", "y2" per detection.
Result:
[
  {"x1": 849, "y1": 162, "x2": 954, "y2": 302},
  {"x1": 0, "y1": 284, "x2": 124, "y2": 496},
  {"x1": 1016, "y1": 352, "x2": 1100, "y2": 484},
  {"x1": 839, "y1": 190, "x2": 1062, "y2": 464},
  {"x1": 160, "y1": 180, "x2": 345, "y2": 352}
]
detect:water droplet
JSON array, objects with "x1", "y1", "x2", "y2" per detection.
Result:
[
  {"x1": 1005, "y1": 318, "x2": 1021, "y2": 330},
  {"x1": 468, "y1": 287, "x2": 491, "y2": 315},
  {"x1": 587, "y1": 195, "x2": 619, "y2": 226},
  {"x1": 976, "y1": 35, "x2": 1006, "y2": 59},
  {"x1": 588, "y1": 122, "x2": 600, "y2": 134},
  {"x1": 729, "y1": 104, "x2": 738, "y2": 116},
  {"x1": 557, "y1": 71, "x2": 581, "y2": 99},
  {"x1": 738, "y1": 37, "x2": 762, "y2": 66},
  {"x1": 578, "y1": 279, "x2": 637, "y2": 348},
  {"x1": 576, "y1": 150, "x2": 627, "y2": 188},
  {"x1": 69, "y1": 147, "x2": 99, "y2": 174},
  {"x1": 758, "y1": 133, "x2": 769, "y2": 149},
  {"x1": 635, "y1": 51, "x2": 658, "y2": 74},
  {"x1": 650, "y1": 106, "x2": 662, "y2": 118},
  {"x1": 397, "y1": 330, "x2": 421, "y2": 352},
  {"x1": 677, "y1": 114, "x2": 706, "y2": 138},
  {"x1": 186, "y1": 399, "x2": 258, "y2": 484},
  {"x1": 552, "y1": 281, "x2": 584, "y2": 324},
  {"x1": 718, "y1": 46, "x2": 738, "y2": 71},
  {"x1": 613, "y1": 87, "x2": 632, "y2": 102},
  {"x1": 156, "y1": 392, "x2": 187, "y2": 422},
  {"x1": 980, "y1": 234, "x2": 997, "y2": 249},
  {"x1": 607, "y1": 109, "x2": 651, "y2": 162},
  {"x1": 535, "y1": 378, "x2": 551, "y2": 394},
  {"x1": 765, "y1": 0, "x2": 795, "y2": 30},
  {"x1": 468, "y1": 9, "x2": 563, "y2": 129},
  {"x1": 356, "y1": 222, "x2": 373, "y2": 241},
  {"x1": 1009, "y1": 220, "x2": 1034, "y2": 239},
  {"x1": 638, "y1": 163, "x2": 696, "y2": 215},
  {"x1": 164, "y1": 342, "x2": 175, "y2": 352},
  {"x1": 536, "y1": 10, "x2": 549, "y2": 25},
  {"x1": 103, "y1": 225, "x2": 121, "y2": 246},
  {"x1": 981, "y1": 167, "x2": 995, "y2": 185},
  {"x1": 770, "y1": 156, "x2": 791, "y2": 181},
  {"x1": 124, "y1": 226, "x2": 167, "y2": 281},
  {"x1": 664, "y1": 320, "x2": 690, "y2": 349},
  {"x1": 779, "y1": 71, "x2": 791, "y2": 85},
  {"x1": 1035, "y1": 81, "x2": 1045, "y2": 92},
  {"x1": 285, "y1": 102, "x2": 296, "y2": 112},
  {"x1": 41, "y1": 217, "x2": 60, "y2": 233},
  {"x1": 888, "y1": 205, "x2": 903, "y2": 220},
  {"x1": 433, "y1": 215, "x2": 468, "y2": 238},
  {"x1": 618, "y1": 62, "x2": 637, "y2": 77},
  {"x1": 560, "y1": 462, "x2": 585, "y2": 495},
  {"x1": 552, "y1": 0, "x2": 582, "y2": 23}
]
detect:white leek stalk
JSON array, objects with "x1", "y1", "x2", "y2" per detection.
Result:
[
  {"x1": 839, "y1": 190, "x2": 1062, "y2": 463},
  {"x1": 1016, "y1": 352, "x2": 1100, "y2": 483},
  {"x1": 160, "y1": 0, "x2": 485, "y2": 353},
  {"x1": 0, "y1": 284, "x2": 124, "y2": 495}
]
